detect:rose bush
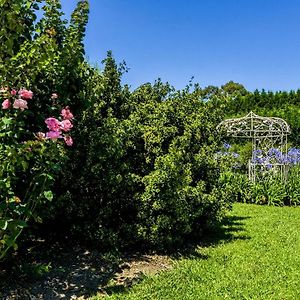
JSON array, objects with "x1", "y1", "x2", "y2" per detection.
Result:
[{"x1": 0, "y1": 86, "x2": 74, "y2": 260}]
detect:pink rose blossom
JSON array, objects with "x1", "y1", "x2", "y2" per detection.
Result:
[
  {"x1": 64, "y1": 136, "x2": 73, "y2": 146},
  {"x1": 19, "y1": 89, "x2": 33, "y2": 100},
  {"x1": 2, "y1": 99, "x2": 10, "y2": 109},
  {"x1": 13, "y1": 99, "x2": 28, "y2": 110},
  {"x1": 45, "y1": 117, "x2": 61, "y2": 132},
  {"x1": 11, "y1": 89, "x2": 17, "y2": 96},
  {"x1": 61, "y1": 106, "x2": 74, "y2": 120},
  {"x1": 51, "y1": 93, "x2": 58, "y2": 99},
  {"x1": 46, "y1": 131, "x2": 62, "y2": 139},
  {"x1": 60, "y1": 119, "x2": 73, "y2": 132}
]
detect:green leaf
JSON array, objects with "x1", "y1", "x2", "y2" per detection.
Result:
[
  {"x1": 44, "y1": 190, "x2": 53, "y2": 201},
  {"x1": 0, "y1": 219, "x2": 10, "y2": 230}
]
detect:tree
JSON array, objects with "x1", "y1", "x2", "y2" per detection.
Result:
[{"x1": 221, "y1": 80, "x2": 248, "y2": 96}]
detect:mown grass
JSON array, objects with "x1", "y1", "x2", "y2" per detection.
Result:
[{"x1": 91, "y1": 203, "x2": 300, "y2": 299}]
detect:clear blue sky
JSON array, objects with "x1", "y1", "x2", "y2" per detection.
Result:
[{"x1": 60, "y1": 0, "x2": 300, "y2": 91}]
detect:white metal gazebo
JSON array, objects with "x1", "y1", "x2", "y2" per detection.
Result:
[{"x1": 217, "y1": 112, "x2": 291, "y2": 182}]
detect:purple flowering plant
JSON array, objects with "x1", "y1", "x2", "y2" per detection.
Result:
[{"x1": 252, "y1": 147, "x2": 300, "y2": 170}]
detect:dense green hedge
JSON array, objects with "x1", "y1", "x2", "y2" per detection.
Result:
[{"x1": 52, "y1": 55, "x2": 234, "y2": 250}]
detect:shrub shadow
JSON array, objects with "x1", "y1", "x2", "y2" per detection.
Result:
[
  {"x1": 166, "y1": 215, "x2": 251, "y2": 260},
  {"x1": 200, "y1": 215, "x2": 251, "y2": 247},
  {"x1": 0, "y1": 240, "x2": 122, "y2": 300}
]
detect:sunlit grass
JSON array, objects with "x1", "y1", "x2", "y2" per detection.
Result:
[{"x1": 92, "y1": 203, "x2": 300, "y2": 299}]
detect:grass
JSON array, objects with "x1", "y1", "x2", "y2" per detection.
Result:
[{"x1": 92, "y1": 203, "x2": 300, "y2": 299}]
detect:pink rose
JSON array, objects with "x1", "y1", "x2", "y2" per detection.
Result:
[
  {"x1": 11, "y1": 89, "x2": 17, "y2": 96},
  {"x1": 64, "y1": 136, "x2": 73, "y2": 146},
  {"x1": 61, "y1": 106, "x2": 74, "y2": 120},
  {"x1": 46, "y1": 131, "x2": 62, "y2": 139},
  {"x1": 13, "y1": 99, "x2": 28, "y2": 110},
  {"x1": 45, "y1": 117, "x2": 61, "y2": 132},
  {"x1": 2, "y1": 99, "x2": 10, "y2": 109},
  {"x1": 51, "y1": 93, "x2": 58, "y2": 99},
  {"x1": 60, "y1": 119, "x2": 73, "y2": 132},
  {"x1": 19, "y1": 89, "x2": 33, "y2": 100}
]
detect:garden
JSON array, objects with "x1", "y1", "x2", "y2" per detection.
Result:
[{"x1": 1, "y1": 1, "x2": 300, "y2": 299}]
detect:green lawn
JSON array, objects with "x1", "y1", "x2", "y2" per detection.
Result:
[{"x1": 93, "y1": 203, "x2": 300, "y2": 300}]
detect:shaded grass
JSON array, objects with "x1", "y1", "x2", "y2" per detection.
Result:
[{"x1": 92, "y1": 203, "x2": 300, "y2": 299}]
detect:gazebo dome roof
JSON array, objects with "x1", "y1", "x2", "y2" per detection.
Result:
[{"x1": 217, "y1": 111, "x2": 290, "y2": 138}]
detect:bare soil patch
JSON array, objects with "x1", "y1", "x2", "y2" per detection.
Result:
[{"x1": 0, "y1": 241, "x2": 173, "y2": 300}]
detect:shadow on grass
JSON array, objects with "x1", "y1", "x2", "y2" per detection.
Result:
[
  {"x1": 166, "y1": 215, "x2": 251, "y2": 261},
  {"x1": 201, "y1": 215, "x2": 251, "y2": 247},
  {"x1": 0, "y1": 215, "x2": 250, "y2": 299}
]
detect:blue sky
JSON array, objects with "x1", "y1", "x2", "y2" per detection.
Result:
[{"x1": 60, "y1": 0, "x2": 300, "y2": 91}]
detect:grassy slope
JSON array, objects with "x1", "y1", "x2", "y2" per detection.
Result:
[{"x1": 93, "y1": 203, "x2": 300, "y2": 300}]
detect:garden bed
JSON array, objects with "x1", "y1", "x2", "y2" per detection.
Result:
[{"x1": 0, "y1": 241, "x2": 172, "y2": 300}]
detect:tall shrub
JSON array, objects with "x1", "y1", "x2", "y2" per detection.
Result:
[{"x1": 56, "y1": 55, "x2": 233, "y2": 250}]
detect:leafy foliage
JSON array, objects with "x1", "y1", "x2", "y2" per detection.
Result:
[
  {"x1": 53, "y1": 53, "x2": 234, "y2": 250},
  {"x1": 0, "y1": 0, "x2": 89, "y2": 128},
  {"x1": 0, "y1": 0, "x2": 85, "y2": 260}
]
